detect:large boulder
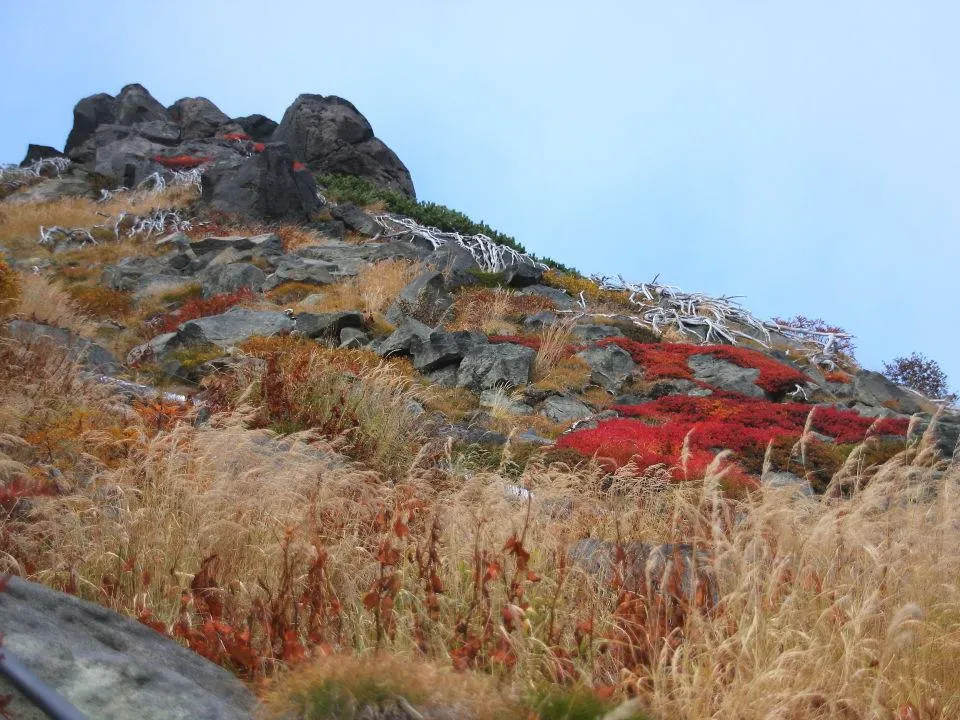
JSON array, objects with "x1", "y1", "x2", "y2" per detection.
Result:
[
  {"x1": 202, "y1": 143, "x2": 321, "y2": 222},
  {"x1": 576, "y1": 344, "x2": 635, "y2": 393},
  {"x1": 114, "y1": 83, "x2": 168, "y2": 126},
  {"x1": 198, "y1": 262, "x2": 266, "y2": 297},
  {"x1": 687, "y1": 353, "x2": 765, "y2": 398},
  {"x1": 385, "y1": 270, "x2": 452, "y2": 325},
  {"x1": 294, "y1": 311, "x2": 364, "y2": 340},
  {"x1": 410, "y1": 329, "x2": 487, "y2": 373},
  {"x1": 329, "y1": 202, "x2": 380, "y2": 236},
  {"x1": 0, "y1": 576, "x2": 256, "y2": 720},
  {"x1": 19, "y1": 144, "x2": 66, "y2": 166},
  {"x1": 457, "y1": 343, "x2": 535, "y2": 391},
  {"x1": 541, "y1": 394, "x2": 593, "y2": 424},
  {"x1": 65, "y1": 92, "x2": 118, "y2": 156},
  {"x1": 168, "y1": 97, "x2": 234, "y2": 140},
  {"x1": 374, "y1": 318, "x2": 433, "y2": 358},
  {"x1": 232, "y1": 113, "x2": 278, "y2": 141},
  {"x1": 174, "y1": 308, "x2": 294, "y2": 349},
  {"x1": 852, "y1": 370, "x2": 937, "y2": 415},
  {"x1": 272, "y1": 94, "x2": 415, "y2": 197}
]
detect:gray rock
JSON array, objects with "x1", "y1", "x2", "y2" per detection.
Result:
[
  {"x1": 20, "y1": 143, "x2": 66, "y2": 166},
  {"x1": 410, "y1": 329, "x2": 487, "y2": 373},
  {"x1": 4, "y1": 321, "x2": 118, "y2": 373},
  {"x1": 101, "y1": 257, "x2": 172, "y2": 291},
  {"x1": 479, "y1": 389, "x2": 534, "y2": 415},
  {"x1": 176, "y1": 308, "x2": 294, "y2": 348},
  {"x1": 168, "y1": 96, "x2": 232, "y2": 139},
  {"x1": 615, "y1": 379, "x2": 702, "y2": 404},
  {"x1": 155, "y1": 231, "x2": 191, "y2": 250},
  {"x1": 115, "y1": 83, "x2": 169, "y2": 126},
  {"x1": 385, "y1": 270, "x2": 453, "y2": 325},
  {"x1": 93, "y1": 132, "x2": 167, "y2": 185},
  {"x1": 294, "y1": 241, "x2": 382, "y2": 277},
  {"x1": 295, "y1": 311, "x2": 364, "y2": 340},
  {"x1": 424, "y1": 244, "x2": 481, "y2": 288},
  {"x1": 687, "y1": 353, "x2": 766, "y2": 398},
  {"x1": 232, "y1": 113, "x2": 278, "y2": 141},
  {"x1": 762, "y1": 470, "x2": 814, "y2": 496},
  {"x1": 65, "y1": 92, "x2": 118, "y2": 156},
  {"x1": 3, "y1": 173, "x2": 95, "y2": 204},
  {"x1": 523, "y1": 310, "x2": 559, "y2": 329},
  {"x1": 571, "y1": 324, "x2": 625, "y2": 342},
  {"x1": 263, "y1": 257, "x2": 337, "y2": 289},
  {"x1": 852, "y1": 370, "x2": 935, "y2": 415},
  {"x1": 570, "y1": 539, "x2": 717, "y2": 604},
  {"x1": 908, "y1": 415, "x2": 960, "y2": 459},
  {"x1": 375, "y1": 318, "x2": 433, "y2": 357},
  {"x1": 457, "y1": 343, "x2": 535, "y2": 392},
  {"x1": 329, "y1": 202, "x2": 379, "y2": 236},
  {"x1": 519, "y1": 284, "x2": 575, "y2": 309},
  {"x1": 502, "y1": 262, "x2": 545, "y2": 288},
  {"x1": 541, "y1": 394, "x2": 593, "y2": 423},
  {"x1": 576, "y1": 344, "x2": 635, "y2": 393},
  {"x1": 199, "y1": 262, "x2": 266, "y2": 297},
  {"x1": 202, "y1": 143, "x2": 321, "y2": 222},
  {"x1": 272, "y1": 93, "x2": 415, "y2": 197},
  {"x1": 425, "y1": 365, "x2": 461, "y2": 387},
  {"x1": 0, "y1": 576, "x2": 255, "y2": 720},
  {"x1": 132, "y1": 120, "x2": 181, "y2": 145},
  {"x1": 339, "y1": 327, "x2": 370, "y2": 348},
  {"x1": 190, "y1": 233, "x2": 283, "y2": 257}
]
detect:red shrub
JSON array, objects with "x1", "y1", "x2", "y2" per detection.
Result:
[
  {"x1": 153, "y1": 288, "x2": 254, "y2": 334},
  {"x1": 153, "y1": 154, "x2": 213, "y2": 170},
  {"x1": 222, "y1": 132, "x2": 251, "y2": 142},
  {"x1": 489, "y1": 334, "x2": 542, "y2": 351},
  {"x1": 559, "y1": 393, "x2": 909, "y2": 479},
  {"x1": 252, "y1": 143, "x2": 266, "y2": 153},
  {"x1": 292, "y1": 161, "x2": 307, "y2": 172},
  {"x1": 824, "y1": 370, "x2": 853, "y2": 384},
  {"x1": 600, "y1": 339, "x2": 809, "y2": 394}
]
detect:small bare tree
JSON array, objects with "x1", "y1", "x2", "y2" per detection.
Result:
[{"x1": 882, "y1": 352, "x2": 952, "y2": 399}]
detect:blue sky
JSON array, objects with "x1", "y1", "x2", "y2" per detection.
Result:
[{"x1": 1, "y1": 1, "x2": 957, "y2": 389}]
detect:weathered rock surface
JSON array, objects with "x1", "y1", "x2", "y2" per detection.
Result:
[
  {"x1": 577, "y1": 344, "x2": 635, "y2": 393},
  {"x1": 329, "y1": 202, "x2": 379, "y2": 236},
  {"x1": 272, "y1": 93, "x2": 415, "y2": 197},
  {"x1": 375, "y1": 318, "x2": 433, "y2": 358},
  {"x1": 541, "y1": 394, "x2": 593, "y2": 423},
  {"x1": 457, "y1": 343, "x2": 535, "y2": 391},
  {"x1": 0, "y1": 576, "x2": 256, "y2": 720},
  {"x1": 168, "y1": 96, "x2": 233, "y2": 140},
  {"x1": 198, "y1": 262, "x2": 266, "y2": 297},
  {"x1": 4, "y1": 321, "x2": 118, "y2": 372},
  {"x1": 687, "y1": 353, "x2": 765, "y2": 398},
  {"x1": 385, "y1": 270, "x2": 453, "y2": 325},
  {"x1": 295, "y1": 311, "x2": 364, "y2": 340}
]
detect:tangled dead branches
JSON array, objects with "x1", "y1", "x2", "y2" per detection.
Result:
[
  {"x1": 39, "y1": 209, "x2": 192, "y2": 248},
  {"x1": 0, "y1": 157, "x2": 72, "y2": 194},
  {"x1": 98, "y1": 168, "x2": 203, "y2": 202},
  {"x1": 375, "y1": 214, "x2": 545, "y2": 273},
  {"x1": 588, "y1": 275, "x2": 854, "y2": 370}
]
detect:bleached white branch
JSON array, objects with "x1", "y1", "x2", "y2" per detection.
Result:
[{"x1": 375, "y1": 214, "x2": 546, "y2": 273}]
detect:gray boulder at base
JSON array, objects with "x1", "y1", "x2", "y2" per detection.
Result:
[
  {"x1": 272, "y1": 93, "x2": 416, "y2": 197},
  {"x1": 410, "y1": 329, "x2": 487, "y2": 373},
  {"x1": 541, "y1": 394, "x2": 593, "y2": 423},
  {"x1": 761, "y1": 470, "x2": 814, "y2": 496},
  {"x1": 385, "y1": 270, "x2": 453, "y2": 325},
  {"x1": 0, "y1": 576, "x2": 255, "y2": 720},
  {"x1": 687, "y1": 353, "x2": 766, "y2": 398},
  {"x1": 571, "y1": 324, "x2": 625, "y2": 342},
  {"x1": 199, "y1": 262, "x2": 266, "y2": 297},
  {"x1": 576, "y1": 344, "x2": 635, "y2": 393},
  {"x1": 190, "y1": 233, "x2": 282, "y2": 257},
  {"x1": 177, "y1": 307, "x2": 294, "y2": 348},
  {"x1": 263, "y1": 257, "x2": 336, "y2": 289},
  {"x1": 374, "y1": 318, "x2": 433, "y2": 358},
  {"x1": 502, "y1": 262, "x2": 545, "y2": 288},
  {"x1": 457, "y1": 343, "x2": 535, "y2": 391},
  {"x1": 5, "y1": 320, "x2": 118, "y2": 373},
  {"x1": 202, "y1": 143, "x2": 321, "y2": 222}
]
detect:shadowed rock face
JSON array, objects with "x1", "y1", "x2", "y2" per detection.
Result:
[
  {"x1": 0, "y1": 576, "x2": 256, "y2": 720},
  {"x1": 272, "y1": 94, "x2": 416, "y2": 197}
]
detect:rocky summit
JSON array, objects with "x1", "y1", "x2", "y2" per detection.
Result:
[{"x1": 0, "y1": 86, "x2": 958, "y2": 720}]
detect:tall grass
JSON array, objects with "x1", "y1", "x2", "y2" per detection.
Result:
[{"x1": 1, "y1": 327, "x2": 958, "y2": 719}]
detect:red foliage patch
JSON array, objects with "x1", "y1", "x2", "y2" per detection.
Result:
[
  {"x1": 153, "y1": 288, "x2": 254, "y2": 334},
  {"x1": 824, "y1": 370, "x2": 853, "y2": 384},
  {"x1": 600, "y1": 339, "x2": 809, "y2": 394},
  {"x1": 489, "y1": 334, "x2": 542, "y2": 351},
  {"x1": 222, "y1": 132, "x2": 251, "y2": 142},
  {"x1": 558, "y1": 394, "x2": 909, "y2": 479},
  {"x1": 252, "y1": 143, "x2": 266, "y2": 153},
  {"x1": 291, "y1": 161, "x2": 307, "y2": 172},
  {"x1": 153, "y1": 154, "x2": 213, "y2": 170}
]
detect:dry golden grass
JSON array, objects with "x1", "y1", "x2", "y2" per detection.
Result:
[
  {"x1": 532, "y1": 355, "x2": 592, "y2": 394},
  {"x1": 534, "y1": 316, "x2": 576, "y2": 380},
  {"x1": 2, "y1": 324, "x2": 959, "y2": 719},
  {"x1": 295, "y1": 259, "x2": 421, "y2": 317},
  {"x1": 0, "y1": 186, "x2": 197, "y2": 256},
  {"x1": 0, "y1": 258, "x2": 20, "y2": 317},
  {"x1": 11, "y1": 273, "x2": 91, "y2": 335},
  {"x1": 448, "y1": 287, "x2": 553, "y2": 335}
]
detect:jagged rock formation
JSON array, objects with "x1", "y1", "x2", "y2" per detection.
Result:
[{"x1": 29, "y1": 83, "x2": 414, "y2": 221}]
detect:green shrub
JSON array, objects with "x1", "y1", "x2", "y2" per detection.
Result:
[{"x1": 318, "y1": 174, "x2": 581, "y2": 274}]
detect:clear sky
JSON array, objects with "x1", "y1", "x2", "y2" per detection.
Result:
[{"x1": 1, "y1": 1, "x2": 957, "y2": 389}]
